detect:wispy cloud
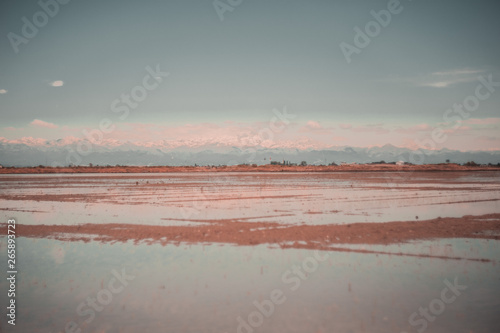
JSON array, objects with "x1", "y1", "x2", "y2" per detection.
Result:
[
  {"x1": 421, "y1": 81, "x2": 453, "y2": 88},
  {"x1": 431, "y1": 69, "x2": 484, "y2": 76},
  {"x1": 420, "y1": 68, "x2": 485, "y2": 88},
  {"x1": 299, "y1": 120, "x2": 334, "y2": 135},
  {"x1": 3, "y1": 118, "x2": 499, "y2": 152},
  {"x1": 306, "y1": 120, "x2": 321, "y2": 129},
  {"x1": 477, "y1": 135, "x2": 499, "y2": 142},
  {"x1": 337, "y1": 123, "x2": 390, "y2": 134},
  {"x1": 383, "y1": 68, "x2": 485, "y2": 88},
  {"x1": 50, "y1": 80, "x2": 64, "y2": 87},
  {"x1": 0, "y1": 89, "x2": 7, "y2": 94},
  {"x1": 30, "y1": 119, "x2": 59, "y2": 129},
  {"x1": 350, "y1": 125, "x2": 390, "y2": 134},
  {"x1": 442, "y1": 126, "x2": 472, "y2": 135},
  {"x1": 463, "y1": 118, "x2": 500, "y2": 125},
  {"x1": 419, "y1": 77, "x2": 479, "y2": 88},
  {"x1": 394, "y1": 123, "x2": 433, "y2": 133}
]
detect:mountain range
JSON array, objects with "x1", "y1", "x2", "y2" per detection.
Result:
[{"x1": 1, "y1": 137, "x2": 499, "y2": 167}]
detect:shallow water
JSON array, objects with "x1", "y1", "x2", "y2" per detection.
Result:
[
  {"x1": 1, "y1": 172, "x2": 499, "y2": 226},
  {"x1": 1, "y1": 172, "x2": 499, "y2": 332},
  {"x1": 0, "y1": 237, "x2": 499, "y2": 333}
]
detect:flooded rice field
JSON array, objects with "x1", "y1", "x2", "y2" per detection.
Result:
[
  {"x1": 1, "y1": 171, "x2": 499, "y2": 226},
  {"x1": 1, "y1": 171, "x2": 500, "y2": 332}
]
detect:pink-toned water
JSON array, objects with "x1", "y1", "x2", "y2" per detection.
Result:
[
  {"x1": 1, "y1": 172, "x2": 499, "y2": 332},
  {"x1": 1, "y1": 172, "x2": 499, "y2": 226}
]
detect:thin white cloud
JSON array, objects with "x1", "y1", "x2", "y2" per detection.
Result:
[
  {"x1": 382, "y1": 68, "x2": 485, "y2": 88},
  {"x1": 421, "y1": 81, "x2": 452, "y2": 88},
  {"x1": 30, "y1": 119, "x2": 58, "y2": 129},
  {"x1": 419, "y1": 76, "x2": 480, "y2": 88},
  {"x1": 0, "y1": 89, "x2": 7, "y2": 94},
  {"x1": 50, "y1": 80, "x2": 64, "y2": 87},
  {"x1": 431, "y1": 69, "x2": 484, "y2": 76},
  {"x1": 420, "y1": 68, "x2": 485, "y2": 88}
]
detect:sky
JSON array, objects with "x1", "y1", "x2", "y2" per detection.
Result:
[{"x1": 1, "y1": 0, "x2": 500, "y2": 151}]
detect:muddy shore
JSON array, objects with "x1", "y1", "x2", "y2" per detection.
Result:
[{"x1": 5, "y1": 214, "x2": 500, "y2": 254}]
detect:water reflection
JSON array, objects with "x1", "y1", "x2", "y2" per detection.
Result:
[
  {"x1": 0, "y1": 237, "x2": 498, "y2": 332},
  {"x1": 1, "y1": 172, "x2": 499, "y2": 226},
  {"x1": 1, "y1": 172, "x2": 499, "y2": 332}
]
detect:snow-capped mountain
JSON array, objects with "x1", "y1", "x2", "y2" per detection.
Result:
[{"x1": 0, "y1": 137, "x2": 499, "y2": 167}]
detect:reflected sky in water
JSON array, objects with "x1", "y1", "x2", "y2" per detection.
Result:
[
  {"x1": 1, "y1": 172, "x2": 499, "y2": 226},
  {"x1": 1, "y1": 172, "x2": 500, "y2": 332},
  {"x1": 0, "y1": 237, "x2": 499, "y2": 332}
]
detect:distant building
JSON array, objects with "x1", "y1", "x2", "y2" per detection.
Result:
[
  {"x1": 396, "y1": 161, "x2": 405, "y2": 166},
  {"x1": 270, "y1": 160, "x2": 297, "y2": 166}
]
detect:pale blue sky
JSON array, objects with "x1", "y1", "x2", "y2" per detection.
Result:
[{"x1": 1, "y1": 0, "x2": 499, "y2": 150}]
